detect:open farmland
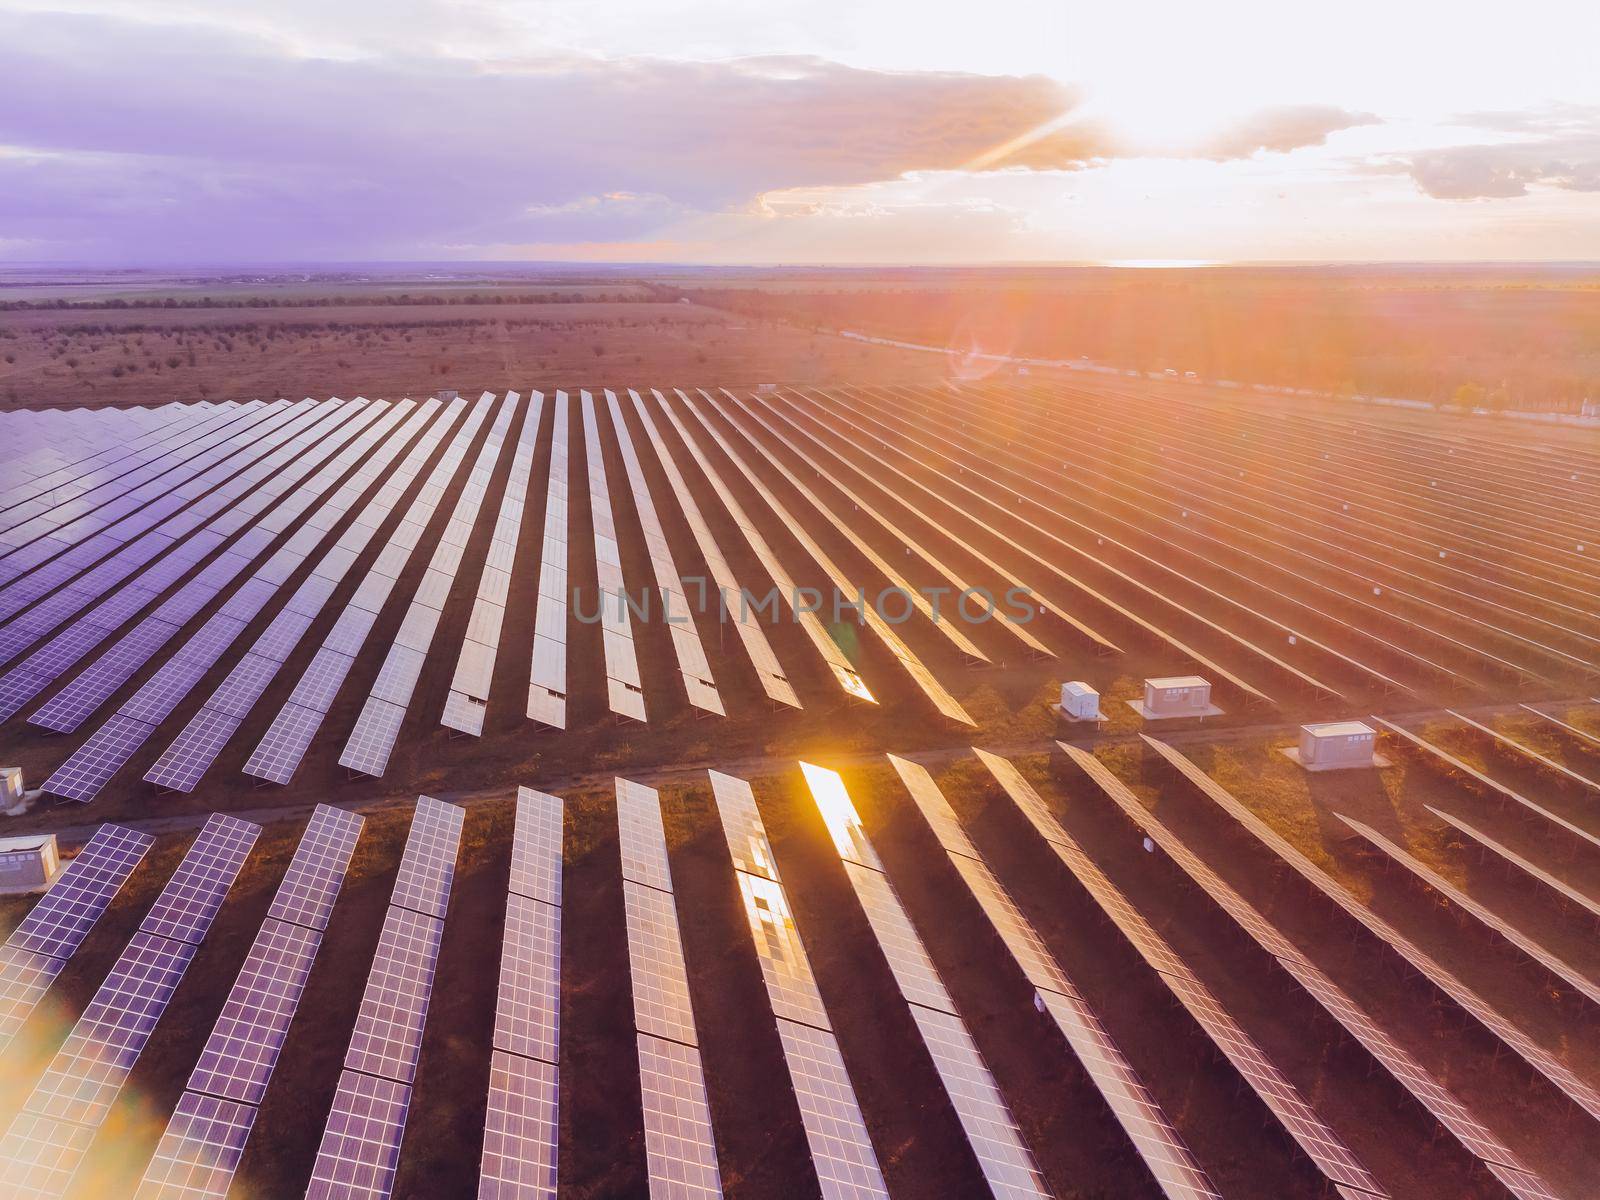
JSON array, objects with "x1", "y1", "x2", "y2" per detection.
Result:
[{"x1": 0, "y1": 377, "x2": 1597, "y2": 1199}]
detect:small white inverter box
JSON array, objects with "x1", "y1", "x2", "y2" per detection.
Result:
[
  {"x1": 1283, "y1": 721, "x2": 1387, "y2": 771},
  {"x1": 0, "y1": 834, "x2": 59, "y2": 894},
  {"x1": 1127, "y1": 675, "x2": 1223, "y2": 720},
  {"x1": 1058, "y1": 681, "x2": 1102, "y2": 722},
  {"x1": 0, "y1": 767, "x2": 21, "y2": 805}
]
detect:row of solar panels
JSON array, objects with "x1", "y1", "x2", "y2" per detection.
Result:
[
  {"x1": 4, "y1": 389, "x2": 1032, "y2": 807},
  {"x1": 972, "y1": 379, "x2": 1600, "y2": 668},
  {"x1": 4, "y1": 733, "x2": 1592, "y2": 1197}
]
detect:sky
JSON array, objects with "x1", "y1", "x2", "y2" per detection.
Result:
[{"x1": 1, "y1": 0, "x2": 1598, "y2": 264}]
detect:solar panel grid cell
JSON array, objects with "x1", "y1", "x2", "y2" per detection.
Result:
[
  {"x1": 773, "y1": 1018, "x2": 890, "y2": 1200},
  {"x1": 509, "y1": 787, "x2": 564, "y2": 906},
  {"x1": 493, "y1": 892, "x2": 561, "y2": 1064},
  {"x1": 636, "y1": 1033, "x2": 723, "y2": 1199},
  {"x1": 6, "y1": 824, "x2": 155, "y2": 959},
  {"x1": 305, "y1": 1070, "x2": 412, "y2": 1200},
  {"x1": 140, "y1": 815, "x2": 261, "y2": 945},
  {"x1": 345, "y1": 905, "x2": 443, "y2": 1085},
  {"x1": 479, "y1": 1051, "x2": 558, "y2": 1200},
  {"x1": 134, "y1": 1089, "x2": 257, "y2": 1200}
]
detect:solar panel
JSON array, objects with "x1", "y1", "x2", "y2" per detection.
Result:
[
  {"x1": 1426, "y1": 804, "x2": 1600, "y2": 921},
  {"x1": 133, "y1": 1091, "x2": 256, "y2": 1200},
  {"x1": 340, "y1": 698, "x2": 407, "y2": 778},
  {"x1": 140, "y1": 814, "x2": 261, "y2": 945},
  {"x1": 185, "y1": 918, "x2": 321, "y2": 1104},
  {"x1": 144, "y1": 708, "x2": 242, "y2": 793},
  {"x1": 390, "y1": 796, "x2": 464, "y2": 920},
  {"x1": 493, "y1": 891, "x2": 562, "y2": 1063},
  {"x1": 800, "y1": 763, "x2": 1045, "y2": 1200},
  {"x1": 579, "y1": 392, "x2": 647, "y2": 722},
  {"x1": 345, "y1": 905, "x2": 445, "y2": 1084},
  {"x1": 708, "y1": 770, "x2": 781, "y2": 882},
  {"x1": 479, "y1": 1050, "x2": 558, "y2": 1200},
  {"x1": 623, "y1": 882, "x2": 699, "y2": 1047},
  {"x1": 773, "y1": 1018, "x2": 889, "y2": 1200},
  {"x1": 890, "y1": 754, "x2": 1219, "y2": 1200},
  {"x1": 1066, "y1": 742, "x2": 1555, "y2": 1199},
  {"x1": 5, "y1": 824, "x2": 155, "y2": 959},
  {"x1": 528, "y1": 392, "x2": 570, "y2": 728},
  {"x1": 624, "y1": 387, "x2": 806, "y2": 713},
  {"x1": 480, "y1": 787, "x2": 564, "y2": 1197},
  {"x1": 616, "y1": 778, "x2": 675, "y2": 893},
  {"x1": 28, "y1": 931, "x2": 198, "y2": 1127},
  {"x1": 443, "y1": 392, "x2": 538, "y2": 736},
  {"x1": 977, "y1": 749, "x2": 1383, "y2": 1198},
  {"x1": 0, "y1": 1111, "x2": 99, "y2": 1200},
  {"x1": 602, "y1": 389, "x2": 723, "y2": 717},
  {"x1": 637, "y1": 1033, "x2": 722, "y2": 1199},
  {"x1": 508, "y1": 787, "x2": 564, "y2": 906},
  {"x1": 1339, "y1": 814, "x2": 1600, "y2": 1007},
  {"x1": 41, "y1": 713, "x2": 150, "y2": 801},
  {"x1": 0, "y1": 948, "x2": 65, "y2": 1050},
  {"x1": 245, "y1": 396, "x2": 489, "y2": 786},
  {"x1": 1146, "y1": 733, "x2": 1600, "y2": 1125},
  {"x1": 304, "y1": 1069, "x2": 412, "y2": 1200},
  {"x1": 268, "y1": 805, "x2": 366, "y2": 932},
  {"x1": 657, "y1": 391, "x2": 875, "y2": 706}
]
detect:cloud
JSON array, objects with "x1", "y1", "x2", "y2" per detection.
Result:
[
  {"x1": 1199, "y1": 105, "x2": 1380, "y2": 160},
  {"x1": 0, "y1": 10, "x2": 1102, "y2": 258},
  {"x1": 1403, "y1": 106, "x2": 1600, "y2": 199}
]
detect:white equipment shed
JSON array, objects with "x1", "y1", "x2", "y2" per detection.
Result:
[
  {"x1": 1058, "y1": 681, "x2": 1103, "y2": 722},
  {"x1": 1127, "y1": 675, "x2": 1223, "y2": 720},
  {"x1": 0, "y1": 834, "x2": 60, "y2": 894},
  {"x1": 1282, "y1": 721, "x2": 1388, "y2": 771}
]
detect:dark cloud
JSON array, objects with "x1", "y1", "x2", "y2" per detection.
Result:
[{"x1": 1200, "y1": 105, "x2": 1380, "y2": 160}]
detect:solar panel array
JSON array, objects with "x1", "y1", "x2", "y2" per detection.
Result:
[
  {"x1": 244, "y1": 394, "x2": 491, "y2": 785},
  {"x1": 0, "y1": 823, "x2": 155, "y2": 1052},
  {"x1": 580, "y1": 392, "x2": 647, "y2": 723},
  {"x1": 479, "y1": 786, "x2": 564, "y2": 1199},
  {"x1": 342, "y1": 393, "x2": 520, "y2": 776},
  {"x1": 0, "y1": 813, "x2": 260, "y2": 1200},
  {"x1": 144, "y1": 398, "x2": 439, "y2": 792},
  {"x1": 886, "y1": 754, "x2": 1220, "y2": 1200},
  {"x1": 1425, "y1": 804, "x2": 1600, "y2": 921},
  {"x1": 625, "y1": 389, "x2": 797, "y2": 709},
  {"x1": 1064, "y1": 742, "x2": 1560, "y2": 1200},
  {"x1": 708, "y1": 390, "x2": 990, "y2": 666},
  {"x1": 135, "y1": 805, "x2": 365, "y2": 1199},
  {"x1": 527, "y1": 392, "x2": 571, "y2": 729},
  {"x1": 1338, "y1": 813, "x2": 1600, "y2": 1008},
  {"x1": 604, "y1": 390, "x2": 723, "y2": 716},
  {"x1": 658, "y1": 392, "x2": 876, "y2": 706},
  {"x1": 305, "y1": 796, "x2": 463, "y2": 1200},
  {"x1": 1145, "y1": 734, "x2": 1600, "y2": 1127},
  {"x1": 799, "y1": 763, "x2": 1046, "y2": 1200},
  {"x1": 708, "y1": 769, "x2": 889, "y2": 1200},
  {"x1": 444, "y1": 392, "x2": 544, "y2": 735},
  {"x1": 975, "y1": 748, "x2": 1385, "y2": 1198},
  {"x1": 615, "y1": 778, "x2": 723, "y2": 1197},
  {"x1": 36, "y1": 399, "x2": 401, "y2": 800}
]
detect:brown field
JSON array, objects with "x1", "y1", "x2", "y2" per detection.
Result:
[{"x1": 0, "y1": 267, "x2": 1597, "y2": 1199}]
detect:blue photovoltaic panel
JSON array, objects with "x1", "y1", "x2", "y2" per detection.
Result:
[
  {"x1": 344, "y1": 905, "x2": 444, "y2": 1084},
  {"x1": 0, "y1": 948, "x2": 66, "y2": 1050},
  {"x1": 242, "y1": 701, "x2": 322, "y2": 785},
  {"x1": 339, "y1": 697, "x2": 407, "y2": 778},
  {"x1": 5, "y1": 824, "x2": 155, "y2": 959},
  {"x1": 267, "y1": 805, "x2": 366, "y2": 932},
  {"x1": 389, "y1": 796, "x2": 464, "y2": 920},
  {"x1": 479, "y1": 1050, "x2": 559, "y2": 1200},
  {"x1": 24, "y1": 931, "x2": 198, "y2": 1128},
  {"x1": 493, "y1": 892, "x2": 561, "y2": 1064},
  {"x1": 143, "y1": 709, "x2": 243, "y2": 794},
  {"x1": 304, "y1": 1069, "x2": 412, "y2": 1200},
  {"x1": 140, "y1": 815, "x2": 260, "y2": 945},
  {"x1": 509, "y1": 788, "x2": 564, "y2": 906},
  {"x1": 184, "y1": 918, "x2": 321, "y2": 1105},
  {"x1": 40, "y1": 714, "x2": 152, "y2": 802},
  {"x1": 133, "y1": 1091, "x2": 256, "y2": 1200}
]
